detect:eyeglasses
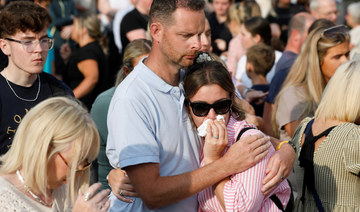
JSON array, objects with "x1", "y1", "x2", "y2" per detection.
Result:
[
  {"x1": 321, "y1": 25, "x2": 349, "y2": 40},
  {"x1": 58, "y1": 152, "x2": 92, "y2": 173},
  {"x1": 188, "y1": 99, "x2": 232, "y2": 117},
  {"x1": 5, "y1": 37, "x2": 54, "y2": 53}
]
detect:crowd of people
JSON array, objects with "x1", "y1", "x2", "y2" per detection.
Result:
[{"x1": 0, "y1": 0, "x2": 359, "y2": 211}]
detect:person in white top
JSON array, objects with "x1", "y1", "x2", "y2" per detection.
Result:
[
  {"x1": 235, "y1": 17, "x2": 282, "y2": 88},
  {"x1": 0, "y1": 97, "x2": 109, "y2": 211}
]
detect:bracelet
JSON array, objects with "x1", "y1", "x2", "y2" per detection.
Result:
[
  {"x1": 276, "y1": 140, "x2": 289, "y2": 151},
  {"x1": 242, "y1": 88, "x2": 254, "y2": 98}
]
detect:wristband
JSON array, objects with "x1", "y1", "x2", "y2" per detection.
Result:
[{"x1": 276, "y1": 140, "x2": 289, "y2": 151}]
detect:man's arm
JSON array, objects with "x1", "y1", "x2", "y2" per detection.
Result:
[{"x1": 124, "y1": 134, "x2": 270, "y2": 209}]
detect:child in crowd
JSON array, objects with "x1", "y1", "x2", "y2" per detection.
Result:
[{"x1": 246, "y1": 43, "x2": 275, "y2": 116}]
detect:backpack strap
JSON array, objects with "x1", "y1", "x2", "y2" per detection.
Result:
[
  {"x1": 270, "y1": 195, "x2": 285, "y2": 212},
  {"x1": 236, "y1": 127, "x2": 256, "y2": 142}
]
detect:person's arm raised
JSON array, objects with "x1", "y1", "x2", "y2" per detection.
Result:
[{"x1": 124, "y1": 134, "x2": 270, "y2": 209}]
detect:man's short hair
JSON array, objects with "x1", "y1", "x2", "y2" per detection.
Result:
[
  {"x1": 246, "y1": 44, "x2": 275, "y2": 77},
  {"x1": 287, "y1": 12, "x2": 311, "y2": 38},
  {"x1": 0, "y1": 1, "x2": 52, "y2": 38},
  {"x1": 149, "y1": 0, "x2": 205, "y2": 25}
]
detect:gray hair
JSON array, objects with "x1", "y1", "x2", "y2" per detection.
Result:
[{"x1": 347, "y1": 2, "x2": 360, "y2": 24}]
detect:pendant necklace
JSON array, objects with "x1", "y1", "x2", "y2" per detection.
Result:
[
  {"x1": 16, "y1": 170, "x2": 51, "y2": 207},
  {"x1": 3, "y1": 71, "x2": 41, "y2": 102}
]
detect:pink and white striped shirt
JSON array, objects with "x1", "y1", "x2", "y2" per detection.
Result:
[{"x1": 198, "y1": 116, "x2": 291, "y2": 212}]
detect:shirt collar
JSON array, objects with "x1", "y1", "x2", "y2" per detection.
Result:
[{"x1": 135, "y1": 57, "x2": 185, "y2": 94}]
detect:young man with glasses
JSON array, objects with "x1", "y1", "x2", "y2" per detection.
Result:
[{"x1": 0, "y1": 1, "x2": 73, "y2": 155}]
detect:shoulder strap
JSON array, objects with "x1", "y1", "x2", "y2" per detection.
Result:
[
  {"x1": 270, "y1": 195, "x2": 285, "y2": 212},
  {"x1": 236, "y1": 127, "x2": 255, "y2": 142},
  {"x1": 299, "y1": 118, "x2": 336, "y2": 212}
]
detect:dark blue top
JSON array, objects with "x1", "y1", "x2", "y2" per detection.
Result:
[
  {"x1": 251, "y1": 84, "x2": 269, "y2": 117},
  {"x1": 266, "y1": 51, "x2": 297, "y2": 104}
]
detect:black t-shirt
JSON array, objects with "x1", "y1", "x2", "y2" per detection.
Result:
[
  {"x1": 63, "y1": 41, "x2": 108, "y2": 109},
  {"x1": 207, "y1": 12, "x2": 232, "y2": 56},
  {"x1": 0, "y1": 50, "x2": 8, "y2": 71},
  {"x1": 120, "y1": 8, "x2": 149, "y2": 53},
  {"x1": 0, "y1": 72, "x2": 73, "y2": 155}
]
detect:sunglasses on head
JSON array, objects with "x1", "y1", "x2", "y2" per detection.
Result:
[
  {"x1": 321, "y1": 25, "x2": 349, "y2": 39},
  {"x1": 188, "y1": 99, "x2": 232, "y2": 117}
]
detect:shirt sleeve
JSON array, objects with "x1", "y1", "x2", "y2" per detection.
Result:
[
  {"x1": 343, "y1": 127, "x2": 360, "y2": 175},
  {"x1": 276, "y1": 86, "x2": 306, "y2": 129},
  {"x1": 224, "y1": 129, "x2": 268, "y2": 212},
  {"x1": 106, "y1": 93, "x2": 160, "y2": 169}
]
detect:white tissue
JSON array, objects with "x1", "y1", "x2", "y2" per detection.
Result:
[{"x1": 197, "y1": 115, "x2": 225, "y2": 137}]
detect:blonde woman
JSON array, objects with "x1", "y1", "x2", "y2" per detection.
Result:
[
  {"x1": 0, "y1": 97, "x2": 110, "y2": 211},
  {"x1": 291, "y1": 59, "x2": 360, "y2": 211},
  {"x1": 272, "y1": 25, "x2": 350, "y2": 141},
  {"x1": 61, "y1": 12, "x2": 108, "y2": 109}
]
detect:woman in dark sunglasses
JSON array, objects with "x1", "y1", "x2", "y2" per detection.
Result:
[
  {"x1": 183, "y1": 53, "x2": 291, "y2": 211},
  {"x1": 0, "y1": 97, "x2": 110, "y2": 211},
  {"x1": 272, "y1": 24, "x2": 350, "y2": 141}
]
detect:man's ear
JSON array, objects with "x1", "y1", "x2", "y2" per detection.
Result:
[
  {"x1": 0, "y1": 39, "x2": 10, "y2": 56},
  {"x1": 150, "y1": 22, "x2": 163, "y2": 44},
  {"x1": 123, "y1": 65, "x2": 132, "y2": 76}
]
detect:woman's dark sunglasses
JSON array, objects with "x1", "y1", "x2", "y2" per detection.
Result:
[{"x1": 188, "y1": 99, "x2": 232, "y2": 117}]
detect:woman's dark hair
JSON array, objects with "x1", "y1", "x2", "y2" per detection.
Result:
[
  {"x1": 244, "y1": 16, "x2": 271, "y2": 45},
  {"x1": 184, "y1": 53, "x2": 245, "y2": 120}
]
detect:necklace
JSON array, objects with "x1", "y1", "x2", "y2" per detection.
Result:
[
  {"x1": 3, "y1": 72, "x2": 41, "y2": 102},
  {"x1": 16, "y1": 170, "x2": 51, "y2": 207}
]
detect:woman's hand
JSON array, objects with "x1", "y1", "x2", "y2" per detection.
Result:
[
  {"x1": 60, "y1": 25, "x2": 72, "y2": 40},
  {"x1": 108, "y1": 168, "x2": 138, "y2": 203},
  {"x1": 73, "y1": 183, "x2": 110, "y2": 212},
  {"x1": 60, "y1": 43, "x2": 71, "y2": 63},
  {"x1": 203, "y1": 120, "x2": 229, "y2": 164},
  {"x1": 261, "y1": 142, "x2": 295, "y2": 194}
]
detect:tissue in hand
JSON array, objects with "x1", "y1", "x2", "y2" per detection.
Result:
[{"x1": 197, "y1": 115, "x2": 225, "y2": 137}]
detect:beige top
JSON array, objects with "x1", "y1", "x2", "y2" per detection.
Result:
[
  {"x1": 292, "y1": 117, "x2": 360, "y2": 212},
  {"x1": 0, "y1": 176, "x2": 72, "y2": 211},
  {"x1": 276, "y1": 85, "x2": 309, "y2": 141}
]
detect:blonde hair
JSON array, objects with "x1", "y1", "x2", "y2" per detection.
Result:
[
  {"x1": 75, "y1": 12, "x2": 108, "y2": 54},
  {"x1": 226, "y1": 0, "x2": 261, "y2": 26},
  {"x1": 315, "y1": 59, "x2": 360, "y2": 122},
  {"x1": 272, "y1": 25, "x2": 350, "y2": 136},
  {"x1": 0, "y1": 97, "x2": 100, "y2": 203},
  {"x1": 115, "y1": 39, "x2": 152, "y2": 86}
]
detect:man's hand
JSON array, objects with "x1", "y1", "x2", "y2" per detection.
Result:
[
  {"x1": 108, "y1": 168, "x2": 138, "y2": 203},
  {"x1": 221, "y1": 134, "x2": 271, "y2": 175},
  {"x1": 261, "y1": 143, "x2": 296, "y2": 194}
]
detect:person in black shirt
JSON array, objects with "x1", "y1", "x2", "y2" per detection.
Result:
[
  {"x1": 0, "y1": 1, "x2": 73, "y2": 155},
  {"x1": 207, "y1": 0, "x2": 232, "y2": 56},
  {"x1": 120, "y1": 0, "x2": 152, "y2": 54}
]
